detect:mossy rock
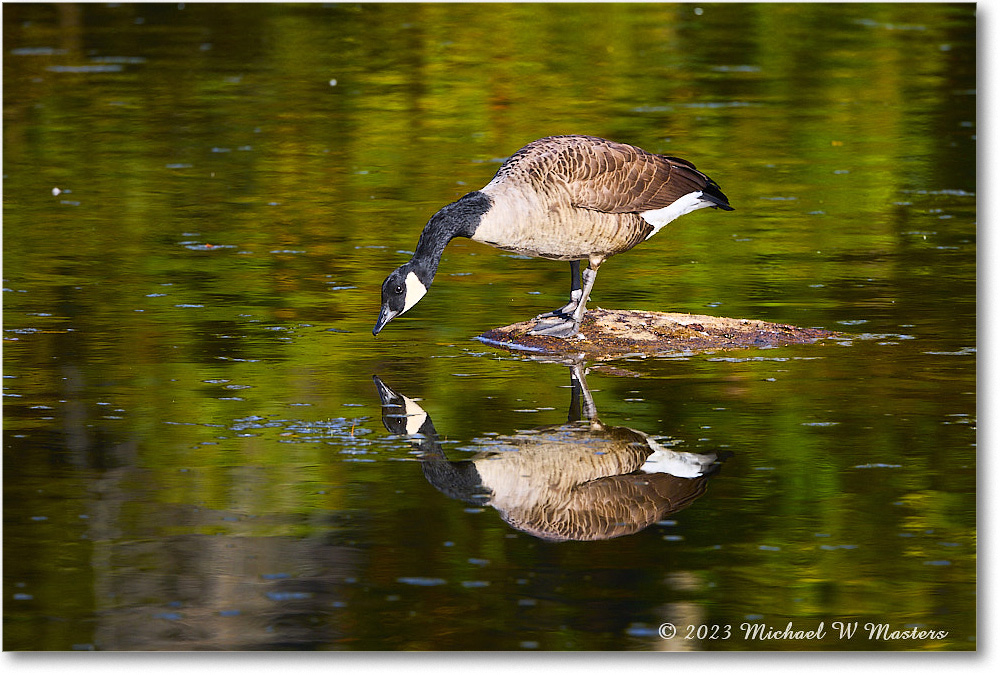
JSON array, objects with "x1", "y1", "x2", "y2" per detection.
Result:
[{"x1": 477, "y1": 308, "x2": 839, "y2": 360}]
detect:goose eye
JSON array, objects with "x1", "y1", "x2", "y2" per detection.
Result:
[{"x1": 394, "y1": 285, "x2": 403, "y2": 294}]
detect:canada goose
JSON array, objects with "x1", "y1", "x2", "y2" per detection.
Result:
[
  {"x1": 373, "y1": 366, "x2": 729, "y2": 541},
  {"x1": 373, "y1": 135, "x2": 733, "y2": 338}
]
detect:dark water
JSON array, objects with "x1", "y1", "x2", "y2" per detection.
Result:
[{"x1": 3, "y1": 3, "x2": 975, "y2": 651}]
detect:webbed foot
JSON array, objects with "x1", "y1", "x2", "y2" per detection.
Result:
[
  {"x1": 528, "y1": 315, "x2": 582, "y2": 338},
  {"x1": 536, "y1": 299, "x2": 579, "y2": 320}
]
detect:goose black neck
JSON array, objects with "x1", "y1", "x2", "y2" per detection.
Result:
[{"x1": 410, "y1": 191, "x2": 491, "y2": 282}]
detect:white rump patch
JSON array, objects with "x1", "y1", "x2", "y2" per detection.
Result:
[
  {"x1": 403, "y1": 271, "x2": 428, "y2": 313},
  {"x1": 639, "y1": 439, "x2": 713, "y2": 477},
  {"x1": 640, "y1": 191, "x2": 714, "y2": 239}
]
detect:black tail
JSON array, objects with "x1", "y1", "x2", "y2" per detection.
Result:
[
  {"x1": 702, "y1": 178, "x2": 734, "y2": 211},
  {"x1": 663, "y1": 155, "x2": 734, "y2": 211}
]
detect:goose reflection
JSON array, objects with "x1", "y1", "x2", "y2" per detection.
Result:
[{"x1": 374, "y1": 365, "x2": 729, "y2": 542}]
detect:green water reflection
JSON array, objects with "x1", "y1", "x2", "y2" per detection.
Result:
[{"x1": 4, "y1": 3, "x2": 975, "y2": 651}]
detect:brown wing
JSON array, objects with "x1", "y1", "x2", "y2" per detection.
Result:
[
  {"x1": 500, "y1": 473, "x2": 713, "y2": 542},
  {"x1": 500, "y1": 135, "x2": 731, "y2": 214}
]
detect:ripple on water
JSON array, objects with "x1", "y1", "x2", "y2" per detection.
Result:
[{"x1": 397, "y1": 577, "x2": 447, "y2": 586}]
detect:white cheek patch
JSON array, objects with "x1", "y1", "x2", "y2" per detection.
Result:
[
  {"x1": 402, "y1": 396, "x2": 428, "y2": 435},
  {"x1": 641, "y1": 191, "x2": 713, "y2": 239},
  {"x1": 402, "y1": 271, "x2": 428, "y2": 313}
]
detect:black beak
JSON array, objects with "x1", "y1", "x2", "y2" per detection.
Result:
[
  {"x1": 373, "y1": 305, "x2": 397, "y2": 336},
  {"x1": 372, "y1": 375, "x2": 401, "y2": 407}
]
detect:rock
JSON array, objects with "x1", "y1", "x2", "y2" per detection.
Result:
[{"x1": 477, "y1": 308, "x2": 838, "y2": 360}]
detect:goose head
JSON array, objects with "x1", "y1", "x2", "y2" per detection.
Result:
[
  {"x1": 372, "y1": 192, "x2": 490, "y2": 336},
  {"x1": 373, "y1": 263, "x2": 429, "y2": 336}
]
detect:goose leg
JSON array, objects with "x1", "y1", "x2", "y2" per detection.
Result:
[
  {"x1": 529, "y1": 262, "x2": 600, "y2": 338},
  {"x1": 567, "y1": 362, "x2": 597, "y2": 422},
  {"x1": 536, "y1": 260, "x2": 582, "y2": 320}
]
